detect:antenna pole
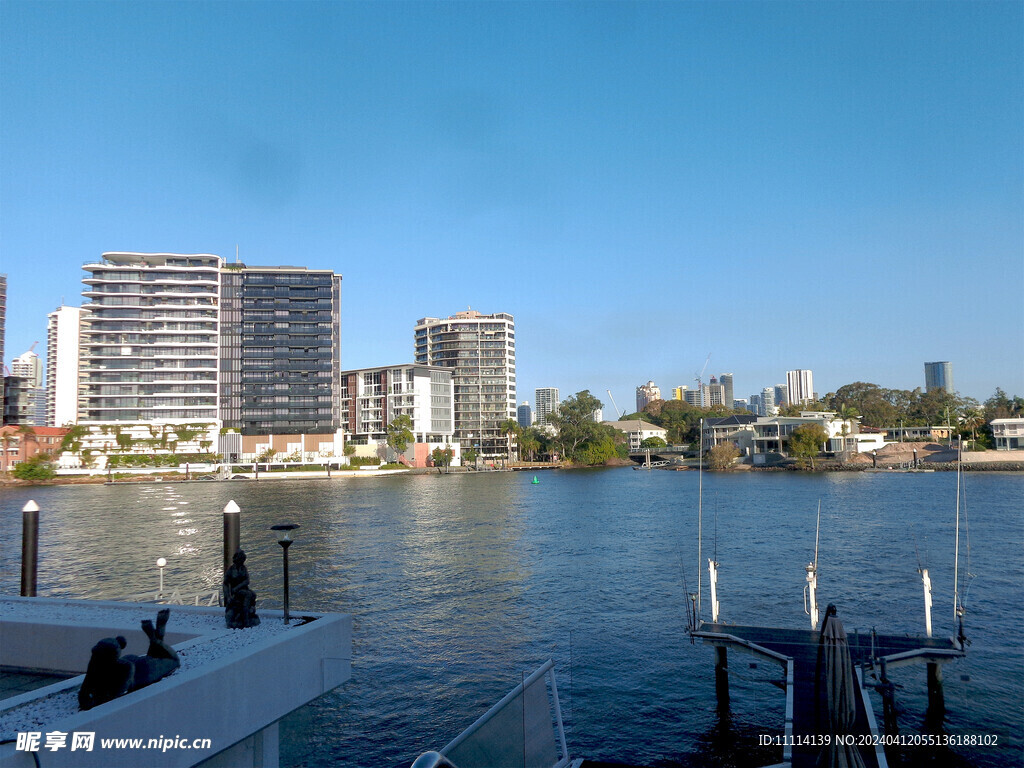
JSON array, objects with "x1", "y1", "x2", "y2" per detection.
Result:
[
  {"x1": 697, "y1": 418, "x2": 703, "y2": 621},
  {"x1": 814, "y1": 500, "x2": 821, "y2": 568},
  {"x1": 953, "y1": 437, "x2": 962, "y2": 631}
]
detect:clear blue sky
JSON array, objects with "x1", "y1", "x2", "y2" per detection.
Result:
[{"x1": 2, "y1": 1, "x2": 1021, "y2": 409}]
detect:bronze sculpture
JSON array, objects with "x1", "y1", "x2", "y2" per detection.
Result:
[
  {"x1": 223, "y1": 549, "x2": 260, "y2": 628},
  {"x1": 78, "y1": 608, "x2": 180, "y2": 711}
]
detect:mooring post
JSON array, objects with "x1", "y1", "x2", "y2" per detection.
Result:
[
  {"x1": 223, "y1": 500, "x2": 241, "y2": 571},
  {"x1": 714, "y1": 646, "x2": 729, "y2": 709},
  {"x1": 21, "y1": 500, "x2": 39, "y2": 597},
  {"x1": 926, "y1": 662, "x2": 945, "y2": 721},
  {"x1": 879, "y1": 657, "x2": 899, "y2": 737}
]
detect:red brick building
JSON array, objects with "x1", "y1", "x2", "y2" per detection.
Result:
[{"x1": 0, "y1": 426, "x2": 69, "y2": 472}]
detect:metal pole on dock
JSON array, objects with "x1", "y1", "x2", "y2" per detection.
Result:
[
  {"x1": 697, "y1": 418, "x2": 703, "y2": 620},
  {"x1": 708, "y1": 558, "x2": 720, "y2": 623},
  {"x1": 804, "y1": 562, "x2": 818, "y2": 630},
  {"x1": 921, "y1": 568, "x2": 933, "y2": 638},
  {"x1": 223, "y1": 500, "x2": 241, "y2": 571},
  {"x1": 21, "y1": 500, "x2": 39, "y2": 597}
]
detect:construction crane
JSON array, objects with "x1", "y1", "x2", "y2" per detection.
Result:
[
  {"x1": 606, "y1": 389, "x2": 623, "y2": 419},
  {"x1": 694, "y1": 353, "x2": 711, "y2": 408}
]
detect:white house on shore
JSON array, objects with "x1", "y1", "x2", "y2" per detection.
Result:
[
  {"x1": 603, "y1": 419, "x2": 668, "y2": 452},
  {"x1": 991, "y1": 418, "x2": 1024, "y2": 450}
]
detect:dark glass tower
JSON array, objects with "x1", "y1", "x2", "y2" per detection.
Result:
[{"x1": 220, "y1": 266, "x2": 341, "y2": 436}]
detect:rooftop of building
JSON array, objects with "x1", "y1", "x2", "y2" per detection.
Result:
[{"x1": 603, "y1": 419, "x2": 664, "y2": 431}]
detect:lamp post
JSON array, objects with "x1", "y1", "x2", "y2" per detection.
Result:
[
  {"x1": 270, "y1": 524, "x2": 300, "y2": 624},
  {"x1": 21, "y1": 500, "x2": 39, "y2": 597},
  {"x1": 156, "y1": 557, "x2": 167, "y2": 597}
]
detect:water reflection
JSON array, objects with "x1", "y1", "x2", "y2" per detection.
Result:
[{"x1": 0, "y1": 471, "x2": 1020, "y2": 767}]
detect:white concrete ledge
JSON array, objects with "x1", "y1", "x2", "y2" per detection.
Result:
[{"x1": 0, "y1": 598, "x2": 351, "y2": 768}]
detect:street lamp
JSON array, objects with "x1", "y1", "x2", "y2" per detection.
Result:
[
  {"x1": 156, "y1": 557, "x2": 167, "y2": 597},
  {"x1": 270, "y1": 524, "x2": 300, "y2": 624}
]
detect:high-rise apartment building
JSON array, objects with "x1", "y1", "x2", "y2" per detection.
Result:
[
  {"x1": 80, "y1": 253, "x2": 221, "y2": 423},
  {"x1": 340, "y1": 363, "x2": 453, "y2": 445},
  {"x1": 535, "y1": 387, "x2": 560, "y2": 424},
  {"x1": 720, "y1": 373, "x2": 734, "y2": 410},
  {"x1": 11, "y1": 350, "x2": 45, "y2": 425},
  {"x1": 517, "y1": 401, "x2": 532, "y2": 429},
  {"x1": 924, "y1": 362, "x2": 954, "y2": 394},
  {"x1": 46, "y1": 306, "x2": 83, "y2": 427},
  {"x1": 11, "y1": 350, "x2": 42, "y2": 387},
  {"x1": 760, "y1": 386, "x2": 777, "y2": 417},
  {"x1": 785, "y1": 369, "x2": 814, "y2": 406},
  {"x1": 636, "y1": 381, "x2": 661, "y2": 411},
  {"x1": 219, "y1": 265, "x2": 342, "y2": 435},
  {"x1": 3, "y1": 376, "x2": 37, "y2": 425},
  {"x1": 414, "y1": 310, "x2": 516, "y2": 458}
]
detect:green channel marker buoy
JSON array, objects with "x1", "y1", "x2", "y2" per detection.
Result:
[{"x1": 532, "y1": 476, "x2": 540, "y2": 484}]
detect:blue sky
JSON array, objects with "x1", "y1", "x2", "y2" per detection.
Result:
[{"x1": 2, "y1": 1, "x2": 1021, "y2": 409}]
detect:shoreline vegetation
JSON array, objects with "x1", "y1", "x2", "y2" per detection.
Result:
[{"x1": 3, "y1": 454, "x2": 1022, "y2": 487}]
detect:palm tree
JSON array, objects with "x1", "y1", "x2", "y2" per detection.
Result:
[
  {"x1": 962, "y1": 407, "x2": 984, "y2": 444},
  {"x1": 499, "y1": 419, "x2": 521, "y2": 463},
  {"x1": 1, "y1": 430, "x2": 13, "y2": 472}
]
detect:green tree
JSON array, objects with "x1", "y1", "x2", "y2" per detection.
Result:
[
  {"x1": 546, "y1": 390, "x2": 605, "y2": 462},
  {"x1": 640, "y1": 436, "x2": 667, "y2": 450},
  {"x1": 463, "y1": 447, "x2": 478, "y2": 465},
  {"x1": 431, "y1": 445, "x2": 454, "y2": 471},
  {"x1": 499, "y1": 418, "x2": 521, "y2": 461},
  {"x1": 708, "y1": 442, "x2": 740, "y2": 471},
  {"x1": 386, "y1": 414, "x2": 414, "y2": 458},
  {"x1": 12, "y1": 455, "x2": 56, "y2": 482},
  {"x1": 788, "y1": 424, "x2": 829, "y2": 469},
  {"x1": 518, "y1": 428, "x2": 542, "y2": 462},
  {"x1": 343, "y1": 444, "x2": 356, "y2": 457}
]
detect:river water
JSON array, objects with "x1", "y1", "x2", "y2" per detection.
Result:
[{"x1": 1, "y1": 469, "x2": 1021, "y2": 767}]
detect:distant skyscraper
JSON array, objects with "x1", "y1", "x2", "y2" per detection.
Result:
[
  {"x1": 415, "y1": 310, "x2": 516, "y2": 458},
  {"x1": 674, "y1": 386, "x2": 702, "y2": 407},
  {"x1": 46, "y1": 306, "x2": 83, "y2": 427},
  {"x1": 11, "y1": 350, "x2": 42, "y2": 387},
  {"x1": 705, "y1": 376, "x2": 725, "y2": 407},
  {"x1": 786, "y1": 369, "x2": 814, "y2": 406},
  {"x1": 774, "y1": 384, "x2": 789, "y2": 409},
  {"x1": 749, "y1": 393, "x2": 762, "y2": 415},
  {"x1": 760, "y1": 386, "x2": 777, "y2": 416},
  {"x1": 517, "y1": 401, "x2": 532, "y2": 429},
  {"x1": 11, "y1": 349, "x2": 45, "y2": 425},
  {"x1": 924, "y1": 362, "x2": 954, "y2": 394},
  {"x1": 720, "y1": 373, "x2": 734, "y2": 409},
  {"x1": 0, "y1": 274, "x2": 6, "y2": 422},
  {"x1": 636, "y1": 381, "x2": 661, "y2": 411},
  {"x1": 535, "y1": 387, "x2": 560, "y2": 425}
]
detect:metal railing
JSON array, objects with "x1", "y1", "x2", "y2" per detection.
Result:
[{"x1": 123, "y1": 589, "x2": 220, "y2": 607}]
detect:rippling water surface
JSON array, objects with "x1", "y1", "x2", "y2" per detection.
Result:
[{"x1": 1, "y1": 469, "x2": 1021, "y2": 767}]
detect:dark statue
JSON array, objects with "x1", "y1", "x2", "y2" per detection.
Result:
[
  {"x1": 79, "y1": 608, "x2": 181, "y2": 711},
  {"x1": 224, "y1": 549, "x2": 260, "y2": 628}
]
